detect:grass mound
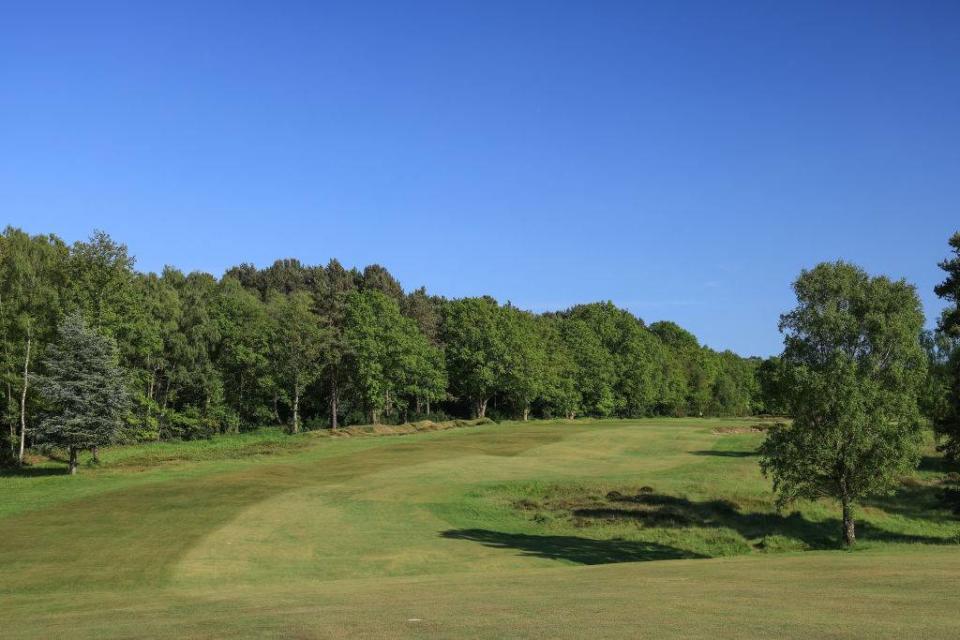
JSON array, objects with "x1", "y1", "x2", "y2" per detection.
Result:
[{"x1": 325, "y1": 417, "x2": 494, "y2": 437}]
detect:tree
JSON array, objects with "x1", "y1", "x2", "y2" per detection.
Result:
[
  {"x1": 759, "y1": 262, "x2": 927, "y2": 546},
  {"x1": 756, "y1": 356, "x2": 788, "y2": 415},
  {"x1": 161, "y1": 270, "x2": 227, "y2": 438},
  {"x1": 66, "y1": 230, "x2": 137, "y2": 335},
  {"x1": 651, "y1": 321, "x2": 713, "y2": 416},
  {"x1": 932, "y1": 232, "x2": 960, "y2": 459},
  {"x1": 124, "y1": 273, "x2": 181, "y2": 440},
  {"x1": 306, "y1": 259, "x2": 358, "y2": 429},
  {"x1": 559, "y1": 317, "x2": 615, "y2": 417},
  {"x1": 268, "y1": 292, "x2": 327, "y2": 433},
  {"x1": 499, "y1": 306, "x2": 545, "y2": 420},
  {"x1": 345, "y1": 290, "x2": 445, "y2": 423},
  {"x1": 442, "y1": 297, "x2": 506, "y2": 418},
  {"x1": 216, "y1": 278, "x2": 272, "y2": 428},
  {"x1": 918, "y1": 329, "x2": 955, "y2": 430},
  {"x1": 33, "y1": 313, "x2": 130, "y2": 474},
  {"x1": 536, "y1": 316, "x2": 581, "y2": 419},
  {"x1": 0, "y1": 228, "x2": 67, "y2": 464}
]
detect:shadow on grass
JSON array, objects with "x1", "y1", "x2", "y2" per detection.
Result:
[
  {"x1": 689, "y1": 450, "x2": 758, "y2": 458},
  {"x1": 919, "y1": 455, "x2": 960, "y2": 474},
  {"x1": 572, "y1": 493, "x2": 957, "y2": 549},
  {"x1": 865, "y1": 482, "x2": 960, "y2": 523},
  {"x1": 0, "y1": 465, "x2": 69, "y2": 477},
  {"x1": 440, "y1": 529, "x2": 704, "y2": 564}
]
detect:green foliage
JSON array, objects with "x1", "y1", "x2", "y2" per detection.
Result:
[
  {"x1": 755, "y1": 356, "x2": 788, "y2": 415},
  {"x1": 759, "y1": 261, "x2": 927, "y2": 545},
  {"x1": 344, "y1": 289, "x2": 445, "y2": 423},
  {"x1": 33, "y1": 313, "x2": 131, "y2": 472},
  {"x1": 268, "y1": 291, "x2": 328, "y2": 433},
  {"x1": 0, "y1": 226, "x2": 770, "y2": 456},
  {"x1": 441, "y1": 297, "x2": 506, "y2": 418},
  {"x1": 932, "y1": 232, "x2": 960, "y2": 460}
]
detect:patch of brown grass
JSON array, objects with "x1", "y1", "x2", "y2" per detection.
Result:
[{"x1": 326, "y1": 418, "x2": 494, "y2": 438}]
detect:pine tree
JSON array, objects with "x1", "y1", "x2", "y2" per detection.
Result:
[
  {"x1": 933, "y1": 232, "x2": 960, "y2": 459},
  {"x1": 34, "y1": 313, "x2": 130, "y2": 474}
]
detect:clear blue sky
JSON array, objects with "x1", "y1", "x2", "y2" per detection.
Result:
[{"x1": 2, "y1": 1, "x2": 958, "y2": 356}]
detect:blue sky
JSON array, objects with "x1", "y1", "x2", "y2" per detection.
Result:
[{"x1": 2, "y1": 1, "x2": 958, "y2": 356}]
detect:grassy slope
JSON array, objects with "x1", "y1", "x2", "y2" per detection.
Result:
[{"x1": 2, "y1": 418, "x2": 959, "y2": 638}]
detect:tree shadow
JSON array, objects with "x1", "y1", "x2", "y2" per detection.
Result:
[
  {"x1": 919, "y1": 455, "x2": 960, "y2": 474},
  {"x1": 577, "y1": 492, "x2": 957, "y2": 548},
  {"x1": 864, "y1": 481, "x2": 960, "y2": 523},
  {"x1": 440, "y1": 529, "x2": 704, "y2": 564},
  {"x1": 0, "y1": 465, "x2": 69, "y2": 477},
  {"x1": 689, "y1": 450, "x2": 758, "y2": 458}
]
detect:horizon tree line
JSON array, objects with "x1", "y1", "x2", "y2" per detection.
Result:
[{"x1": 0, "y1": 226, "x2": 762, "y2": 465}]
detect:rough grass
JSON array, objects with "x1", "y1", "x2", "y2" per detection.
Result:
[{"x1": 2, "y1": 417, "x2": 959, "y2": 638}]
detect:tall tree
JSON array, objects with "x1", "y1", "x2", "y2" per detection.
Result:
[
  {"x1": 162, "y1": 270, "x2": 226, "y2": 438},
  {"x1": 560, "y1": 317, "x2": 615, "y2": 417},
  {"x1": 268, "y1": 292, "x2": 327, "y2": 433},
  {"x1": 759, "y1": 262, "x2": 927, "y2": 546},
  {"x1": 345, "y1": 290, "x2": 445, "y2": 423},
  {"x1": 33, "y1": 313, "x2": 130, "y2": 474},
  {"x1": 216, "y1": 277, "x2": 272, "y2": 428},
  {"x1": 499, "y1": 305, "x2": 545, "y2": 420},
  {"x1": 442, "y1": 297, "x2": 505, "y2": 418},
  {"x1": 124, "y1": 273, "x2": 181, "y2": 439},
  {"x1": 0, "y1": 228, "x2": 67, "y2": 463},
  {"x1": 315, "y1": 259, "x2": 357, "y2": 429},
  {"x1": 536, "y1": 315, "x2": 581, "y2": 419},
  {"x1": 66, "y1": 230, "x2": 137, "y2": 335},
  {"x1": 932, "y1": 232, "x2": 960, "y2": 459}
]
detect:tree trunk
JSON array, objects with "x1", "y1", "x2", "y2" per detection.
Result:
[
  {"x1": 7, "y1": 381, "x2": 15, "y2": 459},
  {"x1": 426, "y1": 399, "x2": 431, "y2": 415},
  {"x1": 68, "y1": 447, "x2": 78, "y2": 475},
  {"x1": 291, "y1": 378, "x2": 301, "y2": 434},
  {"x1": 476, "y1": 398, "x2": 488, "y2": 419},
  {"x1": 161, "y1": 377, "x2": 170, "y2": 409},
  {"x1": 18, "y1": 331, "x2": 31, "y2": 465},
  {"x1": 329, "y1": 379, "x2": 339, "y2": 429},
  {"x1": 371, "y1": 408, "x2": 379, "y2": 425},
  {"x1": 91, "y1": 446, "x2": 100, "y2": 464},
  {"x1": 146, "y1": 369, "x2": 155, "y2": 428},
  {"x1": 842, "y1": 497, "x2": 856, "y2": 547},
  {"x1": 522, "y1": 406, "x2": 530, "y2": 421},
  {"x1": 272, "y1": 391, "x2": 280, "y2": 425},
  {"x1": 237, "y1": 370, "x2": 245, "y2": 424}
]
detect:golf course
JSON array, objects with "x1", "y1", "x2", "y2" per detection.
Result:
[{"x1": 3, "y1": 418, "x2": 959, "y2": 638}]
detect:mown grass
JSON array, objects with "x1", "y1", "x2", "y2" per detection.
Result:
[
  {"x1": 449, "y1": 429, "x2": 960, "y2": 560},
  {"x1": 2, "y1": 417, "x2": 959, "y2": 638}
]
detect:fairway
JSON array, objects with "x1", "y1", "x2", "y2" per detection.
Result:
[{"x1": 3, "y1": 418, "x2": 959, "y2": 638}]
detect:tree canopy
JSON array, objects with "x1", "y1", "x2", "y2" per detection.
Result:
[
  {"x1": 759, "y1": 261, "x2": 927, "y2": 546},
  {"x1": 1, "y1": 226, "x2": 767, "y2": 467}
]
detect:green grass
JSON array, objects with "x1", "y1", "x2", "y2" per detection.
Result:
[{"x1": 2, "y1": 417, "x2": 959, "y2": 638}]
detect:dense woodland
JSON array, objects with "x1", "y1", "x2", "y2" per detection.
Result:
[{"x1": 0, "y1": 226, "x2": 766, "y2": 463}]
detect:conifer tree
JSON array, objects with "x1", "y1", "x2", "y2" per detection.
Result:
[{"x1": 34, "y1": 313, "x2": 130, "y2": 474}]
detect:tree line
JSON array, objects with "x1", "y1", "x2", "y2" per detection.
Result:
[{"x1": 0, "y1": 226, "x2": 762, "y2": 465}]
